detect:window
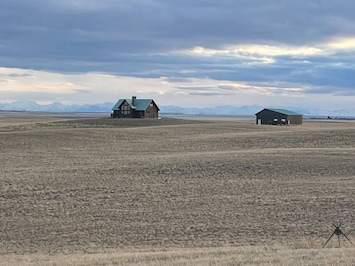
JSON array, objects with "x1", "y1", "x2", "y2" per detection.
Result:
[{"x1": 121, "y1": 102, "x2": 130, "y2": 115}]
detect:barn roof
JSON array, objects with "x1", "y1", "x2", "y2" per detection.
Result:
[
  {"x1": 256, "y1": 108, "x2": 302, "y2": 116},
  {"x1": 112, "y1": 98, "x2": 159, "y2": 111}
]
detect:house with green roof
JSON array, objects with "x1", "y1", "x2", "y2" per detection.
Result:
[
  {"x1": 111, "y1": 96, "x2": 160, "y2": 118},
  {"x1": 255, "y1": 108, "x2": 303, "y2": 125}
]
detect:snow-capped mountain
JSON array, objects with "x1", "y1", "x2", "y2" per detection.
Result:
[
  {"x1": 0, "y1": 101, "x2": 113, "y2": 113},
  {"x1": 0, "y1": 101, "x2": 354, "y2": 117}
]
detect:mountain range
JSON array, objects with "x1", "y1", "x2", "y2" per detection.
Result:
[{"x1": 0, "y1": 101, "x2": 354, "y2": 117}]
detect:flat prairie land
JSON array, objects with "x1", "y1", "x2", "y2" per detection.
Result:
[{"x1": 1, "y1": 113, "x2": 355, "y2": 265}]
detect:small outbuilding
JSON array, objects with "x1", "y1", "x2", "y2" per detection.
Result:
[
  {"x1": 255, "y1": 108, "x2": 302, "y2": 125},
  {"x1": 111, "y1": 96, "x2": 160, "y2": 118}
]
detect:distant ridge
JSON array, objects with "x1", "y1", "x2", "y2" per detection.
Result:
[
  {"x1": 159, "y1": 105, "x2": 263, "y2": 116},
  {"x1": 0, "y1": 101, "x2": 354, "y2": 117},
  {"x1": 0, "y1": 101, "x2": 113, "y2": 113}
]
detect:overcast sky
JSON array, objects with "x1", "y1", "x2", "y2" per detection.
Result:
[{"x1": 1, "y1": 0, "x2": 355, "y2": 111}]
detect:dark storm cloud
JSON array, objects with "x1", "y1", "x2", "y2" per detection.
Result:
[
  {"x1": 1, "y1": 0, "x2": 355, "y2": 99},
  {"x1": 2, "y1": 0, "x2": 355, "y2": 67}
]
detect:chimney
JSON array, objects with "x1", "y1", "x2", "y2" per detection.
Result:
[{"x1": 132, "y1": 96, "x2": 137, "y2": 106}]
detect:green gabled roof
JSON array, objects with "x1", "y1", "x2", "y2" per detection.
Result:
[
  {"x1": 112, "y1": 99, "x2": 125, "y2": 110},
  {"x1": 256, "y1": 108, "x2": 302, "y2": 116},
  {"x1": 268, "y1": 108, "x2": 302, "y2": 115},
  {"x1": 112, "y1": 98, "x2": 159, "y2": 111}
]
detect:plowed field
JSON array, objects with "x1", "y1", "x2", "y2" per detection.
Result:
[{"x1": 1, "y1": 114, "x2": 355, "y2": 256}]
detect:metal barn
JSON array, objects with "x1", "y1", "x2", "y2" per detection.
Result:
[{"x1": 255, "y1": 108, "x2": 303, "y2": 125}]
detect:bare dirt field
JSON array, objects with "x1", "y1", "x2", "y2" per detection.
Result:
[{"x1": 1, "y1": 113, "x2": 355, "y2": 265}]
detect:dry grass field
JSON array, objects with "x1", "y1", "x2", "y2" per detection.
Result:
[{"x1": 1, "y1": 112, "x2": 355, "y2": 265}]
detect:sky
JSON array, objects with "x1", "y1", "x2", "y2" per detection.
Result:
[{"x1": 1, "y1": 0, "x2": 355, "y2": 111}]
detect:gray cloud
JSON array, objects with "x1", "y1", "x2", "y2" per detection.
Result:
[
  {"x1": 73, "y1": 89, "x2": 91, "y2": 94},
  {"x1": 7, "y1": 73, "x2": 33, "y2": 77},
  {"x1": 1, "y1": 0, "x2": 355, "y2": 108},
  {"x1": 174, "y1": 86, "x2": 216, "y2": 91},
  {"x1": 2, "y1": 1, "x2": 355, "y2": 64},
  {"x1": 188, "y1": 92, "x2": 229, "y2": 96}
]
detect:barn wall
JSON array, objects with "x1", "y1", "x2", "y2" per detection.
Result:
[
  {"x1": 288, "y1": 115, "x2": 303, "y2": 125},
  {"x1": 256, "y1": 110, "x2": 288, "y2": 125},
  {"x1": 256, "y1": 109, "x2": 303, "y2": 125}
]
